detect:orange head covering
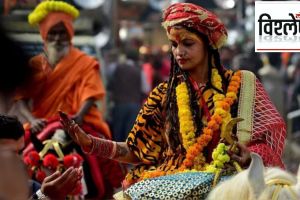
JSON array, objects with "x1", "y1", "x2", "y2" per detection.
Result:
[
  {"x1": 28, "y1": 1, "x2": 79, "y2": 41},
  {"x1": 162, "y1": 3, "x2": 227, "y2": 49},
  {"x1": 39, "y1": 12, "x2": 74, "y2": 41}
]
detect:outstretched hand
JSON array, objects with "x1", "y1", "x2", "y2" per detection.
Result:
[
  {"x1": 71, "y1": 114, "x2": 84, "y2": 126},
  {"x1": 41, "y1": 167, "x2": 82, "y2": 200},
  {"x1": 59, "y1": 111, "x2": 92, "y2": 152},
  {"x1": 228, "y1": 142, "x2": 251, "y2": 168},
  {"x1": 30, "y1": 118, "x2": 46, "y2": 135}
]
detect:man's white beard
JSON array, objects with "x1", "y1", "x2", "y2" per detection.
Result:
[{"x1": 46, "y1": 41, "x2": 70, "y2": 67}]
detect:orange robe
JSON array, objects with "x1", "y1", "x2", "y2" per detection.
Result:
[{"x1": 19, "y1": 47, "x2": 110, "y2": 138}]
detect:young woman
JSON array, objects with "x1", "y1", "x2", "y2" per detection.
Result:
[{"x1": 60, "y1": 2, "x2": 286, "y2": 196}]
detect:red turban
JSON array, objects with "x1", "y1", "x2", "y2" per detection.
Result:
[
  {"x1": 162, "y1": 3, "x2": 227, "y2": 49},
  {"x1": 39, "y1": 12, "x2": 74, "y2": 41}
]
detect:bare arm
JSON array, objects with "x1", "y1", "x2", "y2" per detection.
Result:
[
  {"x1": 72, "y1": 98, "x2": 95, "y2": 124},
  {"x1": 76, "y1": 98, "x2": 95, "y2": 117},
  {"x1": 16, "y1": 100, "x2": 45, "y2": 134},
  {"x1": 16, "y1": 100, "x2": 35, "y2": 122},
  {"x1": 112, "y1": 142, "x2": 140, "y2": 164}
]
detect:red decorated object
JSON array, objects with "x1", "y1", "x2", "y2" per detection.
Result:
[
  {"x1": 43, "y1": 154, "x2": 59, "y2": 170},
  {"x1": 23, "y1": 117, "x2": 126, "y2": 199},
  {"x1": 23, "y1": 156, "x2": 31, "y2": 165},
  {"x1": 23, "y1": 149, "x2": 84, "y2": 197},
  {"x1": 35, "y1": 169, "x2": 46, "y2": 182},
  {"x1": 25, "y1": 151, "x2": 40, "y2": 166},
  {"x1": 63, "y1": 153, "x2": 83, "y2": 168}
]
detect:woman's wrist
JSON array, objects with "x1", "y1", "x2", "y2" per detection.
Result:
[
  {"x1": 82, "y1": 134, "x2": 93, "y2": 153},
  {"x1": 83, "y1": 135, "x2": 117, "y2": 159}
]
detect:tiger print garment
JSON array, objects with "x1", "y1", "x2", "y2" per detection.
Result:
[
  {"x1": 125, "y1": 69, "x2": 235, "y2": 184},
  {"x1": 125, "y1": 69, "x2": 286, "y2": 185}
]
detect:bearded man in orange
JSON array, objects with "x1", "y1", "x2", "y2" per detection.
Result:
[{"x1": 16, "y1": 1, "x2": 124, "y2": 199}]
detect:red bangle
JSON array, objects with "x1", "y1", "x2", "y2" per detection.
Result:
[{"x1": 83, "y1": 135, "x2": 116, "y2": 159}]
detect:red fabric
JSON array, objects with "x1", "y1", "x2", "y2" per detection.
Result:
[
  {"x1": 162, "y1": 3, "x2": 227, "y2": 49},
  {"x1": 247, "y1": 79, "x2": 286, "y2": 168},
  {"x1": 39, "y1": 12, "x2": 74, "y2": 41}
]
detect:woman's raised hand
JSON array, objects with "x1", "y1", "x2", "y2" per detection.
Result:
[
  {"x1": 228, "y1": 142, "x2": 251, "y2": 168},
  {"x1": 59, "y1": 111, "x2": 92, "y2": 152}
]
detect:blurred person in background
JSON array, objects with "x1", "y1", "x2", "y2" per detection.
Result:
[
  {"x1": 232, "y1": 46, "x2": 263, "y2": 79},
  {"x1": 104, "y1": 49, "x2": 119, "y2": 83},
  {"x1": 108, "y1": 51, "x2": 147, "y2": 142},
  {"x1": 259, "y1": 53, "x2": 285, "y2": 117},
  {"x1": 288, "y1": 57, "x2": 300, "y2": 134},
  {"x1": 15, "y1": 1, "x2": 125, "y2": 198},
  {"x1": 151, "y1": 53, "x2": 165, "y2": 89},
  {"x1": 219, "y1": 45, "x2": 234, "y2": 69},
  {"x1": 141, "y1": 53, "x2": 155, "y2": 89},
  {"x1": 159, "y1": 47, "x2": 171, "y2": 81},
  {"x1": 141, "y1": 52, "x2": 168, "y2": 90}
]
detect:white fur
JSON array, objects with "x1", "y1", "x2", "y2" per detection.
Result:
[{"x1": 207, "y1": 153, "x2": 300, "y2": 200}]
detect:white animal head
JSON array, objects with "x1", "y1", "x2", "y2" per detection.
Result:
[{"x1": 207, "y1": 153, "x2": 300, "y2": 200}]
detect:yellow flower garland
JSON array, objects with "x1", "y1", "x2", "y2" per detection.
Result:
[
  {"x1": 205, "y1": 143, "x2": 230, "y2": 173},
  {"x1": 176, "y1": 83, "x2": 196, "y2": 150},
  {"x1": 212, "y1": 68, "x2": 223, "y2": 91},
  {"x1": 28, "y1": 1, "x2": 79, "y2": 26}
]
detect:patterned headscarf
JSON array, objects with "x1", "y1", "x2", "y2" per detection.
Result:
[{"x1": 162, "y1": 3, "x2": 227, "y2": 49}]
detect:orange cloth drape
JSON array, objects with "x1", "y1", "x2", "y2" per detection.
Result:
[{"x1": 19, "y1": 47, "x2": 110, "y2": 138}]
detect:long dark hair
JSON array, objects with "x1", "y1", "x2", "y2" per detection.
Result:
[{"x1": 163, "y1": 26, "x2": 229, "y2": 151}]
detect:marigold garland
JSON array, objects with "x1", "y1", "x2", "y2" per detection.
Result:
[
  {"x1": 141, "y1": 70, "x2": 242, "y2": 179},
  {"x1": 179, "y1": 70, "x2": 241, "y2": 171},
  {"x1": 28, "y1": 1, "x2": 79, "y2": 26},
  {"x1": 176, "y1": 83, "x2": 196, "y2": 150},
  {"x1": 212, "y1": 68, "x2": 223, "y2": 91},
  {"x1": 205, "y1": 143, "x2": 230, "y2": 173}
]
